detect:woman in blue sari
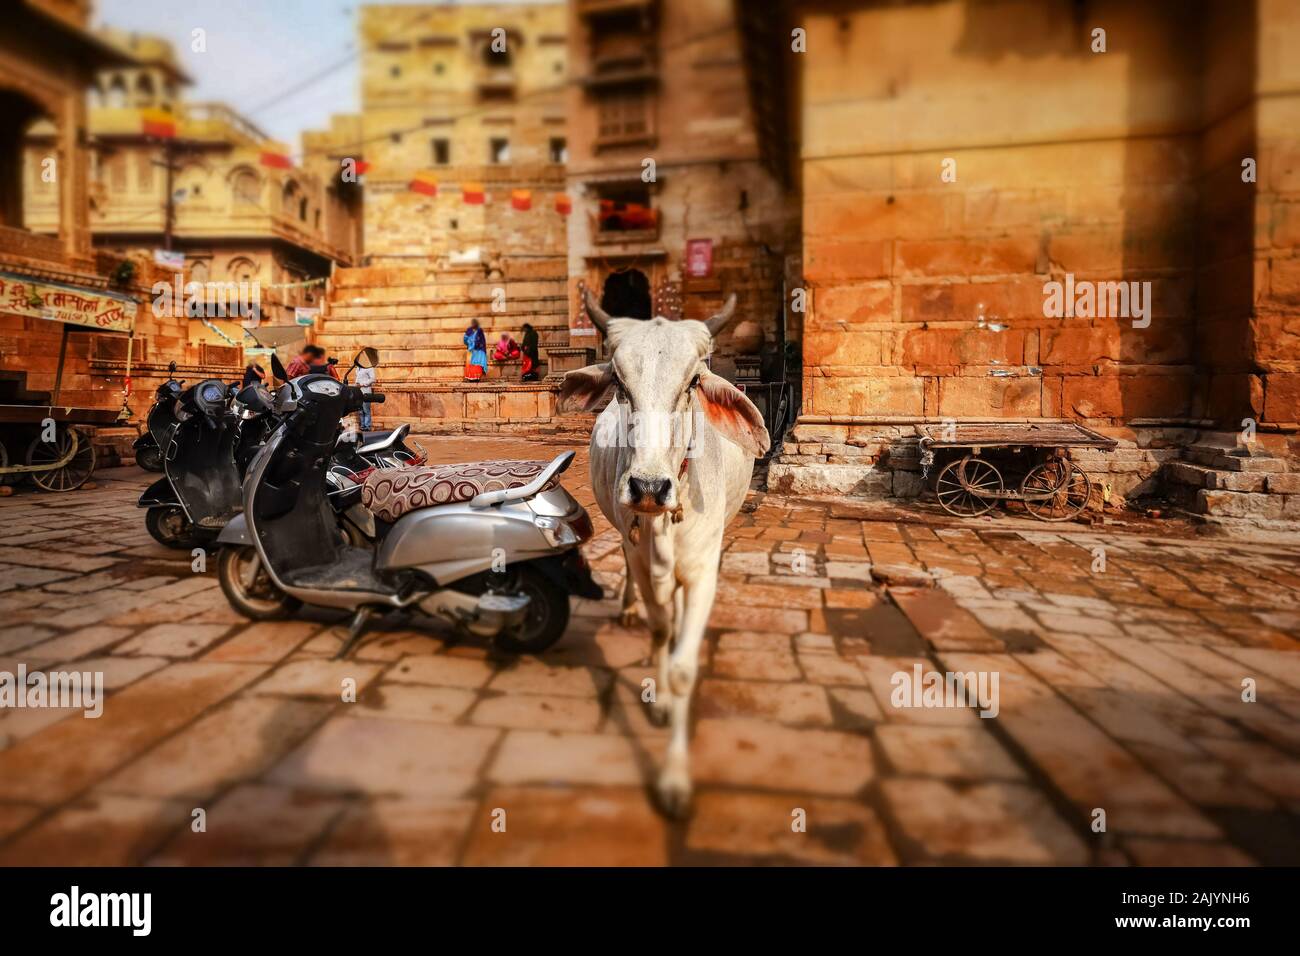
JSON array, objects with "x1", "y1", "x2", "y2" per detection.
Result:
[{"x1": 463, "y1": 318, "x2": 488, "y2": 380}]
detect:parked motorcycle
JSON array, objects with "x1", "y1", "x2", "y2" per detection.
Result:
[
  {"x1": 133, "y1": 361, "x2": 183, "y2": 473},
  {"x1": 215, "y1": 348, "x2": 601, "y2": 657},
  {"x1": 139, "y1": 352, "x2": 422, "y2": 550}
]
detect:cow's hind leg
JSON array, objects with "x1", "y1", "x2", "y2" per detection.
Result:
[{"x1": 656, "y1": 562, "x2": 718, "y2": 818}]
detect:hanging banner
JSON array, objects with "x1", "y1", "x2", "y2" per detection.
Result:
[
  {"x1": 462, "y1": 182, "x2": 485, "y2": 205},
  {"x1": 510, "y1": 189, "x2": 532, "y2": 211},
  {"x1": 0, "y1": 271, "x2": 137, "y2": 332},
  {"x1": 555, "y1": 193, "x2": 572, "y2": 216}
]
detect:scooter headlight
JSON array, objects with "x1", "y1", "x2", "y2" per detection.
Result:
[{"x1": 534, "y1": 515, "x2": 579, "y2": 547}]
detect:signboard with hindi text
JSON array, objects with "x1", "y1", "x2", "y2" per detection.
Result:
[{"x1": 0, "y1": 271, "x2": 137, "y2": 333}]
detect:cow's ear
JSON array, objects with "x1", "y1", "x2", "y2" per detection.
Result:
[
  {"x1": 558, "y1": 363, "x2": 614, "y2": 413},
  {"x1": 694, "y1": 370, "x2": 771, "y2": 459}
]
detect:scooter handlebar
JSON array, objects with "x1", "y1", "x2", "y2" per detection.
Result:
[{"x1": 368, "y1": 393, "x2": 386, "y2": 404}]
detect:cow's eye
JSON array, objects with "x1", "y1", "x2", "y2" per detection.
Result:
[{"x1": 688, "y1": 374, "x2": 700, "y2": 392}]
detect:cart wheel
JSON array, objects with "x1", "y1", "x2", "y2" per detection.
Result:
[
  {"x1": 935, "y1": 456, "x2": 1003, "y2": 517},
  {"x1": 26, "y1": 426, "x2": 96, "y2": 492},
  {"x1": 1021, "y1": 459, "x2": 1092, "y2": 522}
]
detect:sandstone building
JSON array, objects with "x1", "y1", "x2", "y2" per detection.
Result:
[
  {"x1": 564, "y1": 0, "x2": 798, "y2": 415},
  {"x1": 317, "y1": 3, "x2": 573, "y2": 431},
  {"x1": 736, "y1": 0, "x2": 1300, "y2": 521},
  {"x1": 0, "y1": 0, "x2": 177, "y2": 434},
  {"x1": 354, "y1": 1, "x2": 568, "y2": 262},
  {"x1": 23, "y1": 29, "x2": 363, "y2": 384}
]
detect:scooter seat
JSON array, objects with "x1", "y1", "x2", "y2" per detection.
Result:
[
  {"x1": 362, "y1": 459, "x2": 559, "y2": 522},
  {"x1": 357, "y1": 423, "x2": 409, "y2": 455}
]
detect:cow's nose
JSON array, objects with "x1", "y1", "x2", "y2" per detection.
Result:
[{"x1": 628, "y1": 476, "x2": 671, "y2": 506}]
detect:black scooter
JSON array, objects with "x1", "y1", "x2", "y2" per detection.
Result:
[
  {"x1": 138, "y1": 376, "x2": 252, "y2": 548},
  {"x1": 133, "y1": 361, "x2": 183, "y2": 473},
  {"x1": 138, "y1": 352, "x2": 419, "y2": 549}
]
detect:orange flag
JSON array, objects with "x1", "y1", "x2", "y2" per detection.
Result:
[
  {"x1": 259, "y1": 142, "x2": 293, "y2": 169},
  {"x1": 409, "y1": 171, "x2": 438, "y2": 196},
  {"x1": 554, "y1": 193, "x2": 572, "y2": 216},
  {"x1": 510, "y1": 189, "x2": 532, "y2": 211},
  {"x1": 462, "y1": 182, "x2": 485, "y2": 205},
  {"x1": 141, "y1": 108, "x2": 176, "y2": 139}
]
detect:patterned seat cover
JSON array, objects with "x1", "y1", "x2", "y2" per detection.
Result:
[{"x1": 361, "y1": 459, "x2": 558, "y2": 522}]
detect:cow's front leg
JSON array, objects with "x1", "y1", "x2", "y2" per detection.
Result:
[
  {"x1": 656, "y1": 561, "x2": 718, "y2": 818},
  {"x1": 627, "y1": 542, "x2": 674, "y2": 727},
  {"x1": 618, "y1": 543, "x2": 638, "y2": 628}
]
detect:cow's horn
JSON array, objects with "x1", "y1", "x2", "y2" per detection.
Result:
[
  {"x1": 583, "y1": 287, "x2": 612, "y2": 334},
  {"x1": 704, "y1": 294, "x2": 737, "y2": 338}
]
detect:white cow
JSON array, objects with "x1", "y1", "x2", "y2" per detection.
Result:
[{"x1": 560, "y1": 291, "x2": 770, "y2": 816}]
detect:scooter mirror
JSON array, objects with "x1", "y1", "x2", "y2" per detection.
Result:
[
  {"x1": 355, "y1": 347, "x2": 379, "y2": 369},
  {"x1": 168, "y1": 360, "x2": 177, "y2": 375},
  {"x1": 271, "y1": 352, "x2": 288, "y2": 381}
]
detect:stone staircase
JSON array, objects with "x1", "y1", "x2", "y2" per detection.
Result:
[
  {"x1": 1164, "y1": 432, "x2": 1299, "y2": 522},
  {"x1": 316, "y1": 258, "x2": 574, "y2": 433}
]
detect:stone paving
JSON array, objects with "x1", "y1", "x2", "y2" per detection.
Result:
[{"x1": 0, "y1": 435, "x2": 1297, "y2": 866}]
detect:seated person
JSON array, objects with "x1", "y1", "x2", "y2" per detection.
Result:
[{"x1": 492, "y1": 332, "x2": 521, "y2": 363}]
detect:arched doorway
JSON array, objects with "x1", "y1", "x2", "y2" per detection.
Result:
[
  {"x1": 601, "y1": 268, "x2": 651, "y2": 319},
  {"x1": 1, "y1": 89, "x2": 57, "y2": 232}
]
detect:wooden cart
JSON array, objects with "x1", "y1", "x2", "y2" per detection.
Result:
[
  {"x1": 0, "y1": 271, "x2": 137, "y2": 493},
  {"x1": 916, "y1": 422, "x2": 1118, "y2": 521}
]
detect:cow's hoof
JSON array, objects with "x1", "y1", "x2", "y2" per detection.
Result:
[
  {"x1": 655, "y1": 769, "x2": 693, "y2": 819},
  {"x1": 619, "y1": 609, "x2": 638, "y2": 628}
]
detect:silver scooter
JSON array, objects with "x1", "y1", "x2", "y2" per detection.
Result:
[{"x1": 214, "y1": 349, "x2": 601, "y2": 657}]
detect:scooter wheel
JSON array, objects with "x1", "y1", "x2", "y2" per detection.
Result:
[
  {"x1": 146, "y1": 505, "x2": 194, "y2": 550},
  {"x1": 136, "y1": 445, "x2": 164, "y2": 472},
  {"x1": 493, "y1": 565, "x2": 570, "y2": 655},
  {"x1": 217, "y1": 546, "x2": 301, "y2": 621}
]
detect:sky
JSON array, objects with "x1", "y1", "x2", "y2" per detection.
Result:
[{"x1": 95, "y1": 1, "x2": 532, "y2": 147}]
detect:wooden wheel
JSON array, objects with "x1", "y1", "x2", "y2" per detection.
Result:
[
  {"x1": 1021, "y1": 459, "x2": 1091, "y2": 521},
  {"x1": 26, "y1": 426, "x2": 96, "y2": 492},
  {"x1": 935, "y1": 456, "x2": 1003, "y2": 517}
]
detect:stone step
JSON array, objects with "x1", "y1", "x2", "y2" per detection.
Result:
[
  {"x1": 1164, "y1": 461, "x2": 1271, "y2": 492},
  {"x1": 1184, "y1": 440, "x2": 1276, "y2": 467},
  {"x1": 325, "y1": 304, "x2": 569, "y2": 324},
  {"x1": 1209, "y1": 454, "x2": 1286, "y2": 473},
  {"x1": 1194, "y1": 488, "x2": 1289, "y2": 519},
  {"x1": 321, "y1": 318, "x2": 569, "y2": 339}
]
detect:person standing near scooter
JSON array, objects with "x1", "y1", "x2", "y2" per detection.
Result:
[{"x1": 355, "y1": 362, "x2": 376, "y2": 430}]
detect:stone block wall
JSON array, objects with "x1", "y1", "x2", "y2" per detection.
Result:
[{"x1": 773, "y1": 0, "x2": 1300, "y2": 509}]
